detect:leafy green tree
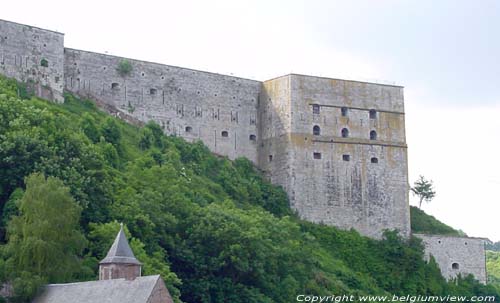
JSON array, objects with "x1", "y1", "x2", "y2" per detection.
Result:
[
  {"x1": 411, "y1": 175, "x2": 436, "y2": 208},
  {"x1": 80, "y1": 113, "x2": 101, "y2": 143},
  {"x1": 4, "y1": 173, "x2": 86, "y2": 284},
  {"x1": 0, "y1": 188, "x2": 23, "y2": 241},
  {"x1": 139, "y1": 127, "x2": 154, "y2": 150},
  {"x1": 145, "y1": 121, "x2": 165, "y2": 149},
  {"x1": 100, "y1": 117, "x2": 121, "y2": 147},
  {"x1": 486, "y1": 251, "x2": 500, "y2": 287}
]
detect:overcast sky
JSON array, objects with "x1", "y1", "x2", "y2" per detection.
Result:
[{"x1": 2, "y1": 0, "x2": 499, "y2": 241}]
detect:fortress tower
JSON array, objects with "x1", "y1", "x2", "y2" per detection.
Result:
[{"x1": 260, "y1": 75, "x2": 410, "y2": 238}]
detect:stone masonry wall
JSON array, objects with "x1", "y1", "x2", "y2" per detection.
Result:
[
  {"x1": 258, "y1": 75, "x2": 293, "y2": 192},
  {"x1": 0, "y1": 19, "x2": 64, "y2": 102},
  {"x1": 285, "y1": 74, "x2": 410, "y2": 238},
  {"x1": 64, "y1": 48, "x2": 261, "y2": 162},
  {"x1": 415, "y1": 234, "x2": 487, "y2": 284}
]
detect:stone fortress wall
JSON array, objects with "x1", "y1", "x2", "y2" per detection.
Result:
[
  {"x1": 415, "y1": 234, "x2": 488, "y2": 284},
  {"x1": 64, "y1": 48, "x2": 262, "y2": 163},
  {"x1": 0, "y1": 18, "x2": 488, "y2": 284},
  {"x1": 289, "y1": 75, "x2": 409, "y2": 238},
  {"x1": 0, "y1": 20, "x2": 64, "y2": 102}
]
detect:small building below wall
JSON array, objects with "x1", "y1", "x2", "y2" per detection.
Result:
[{"x1": 414, "y1": 234, "x2": 487, "y2": 284}]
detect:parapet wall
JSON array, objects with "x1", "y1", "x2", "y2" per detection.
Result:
[
  {"x1": 0, "y1": 19, "x2": 64, "y2": 102},
  {"x1": 415, "y1": 234, "x2": 487, "y2": 284},
  {"x1": 64, "y1": 48, "x2": 262, "y2": 162}
]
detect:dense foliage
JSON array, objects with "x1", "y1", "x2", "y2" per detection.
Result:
[
  {"x1": 487, "y1": 251, "x2": 500, "y2": 288},
  {"x1": 410, "y1": 206, "x2": 464, "y2": 236},
  {"x1": 0, "y1": 75, "x2": 498, "y2": 302},
  {"x1": 2, "y1": 173, "x2": 86, "y2": 302}
]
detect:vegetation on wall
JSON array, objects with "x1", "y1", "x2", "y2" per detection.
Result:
[
  {"x1": 0, "y1": 75, "x2": 498, "y2": 302},
  {"x1": 116, "y1": 59, "x2": 133, "y2": 76}
]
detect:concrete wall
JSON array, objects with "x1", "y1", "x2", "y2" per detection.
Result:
[
  {"x1": 0, "y1": 19, "x2": 64, "y2": 102},
  {"x1": 64, "y1": 48, "x2": 261, "y2": 162},
  {"x1": 415, "y1": 234, "x2": 487, "y2": 284},
  {"x1": 281, "y1": 74, "x2": 410, "y2": 238}
]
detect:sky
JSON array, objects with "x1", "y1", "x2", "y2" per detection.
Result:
[{"x1": 2, "y1": 0, "x2": 499, "y2": 240}]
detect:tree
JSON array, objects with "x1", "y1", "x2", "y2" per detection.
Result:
[
  {"x1": 100, "y1": 117, "x2": 121, "y2": 147},
  {"x1": 411, "y1": 175, "x2": 436, "y2": 209},
  {"x1": 80, "y1": 113, "x2": 101, "y2": 143},
  {"x1": 4, "y1": 173, "x2": 86, "y2": 285}
]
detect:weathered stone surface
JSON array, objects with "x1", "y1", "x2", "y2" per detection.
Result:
[
  {"x1": 0, "y1": 19, "x2": 64, "y2": 102},
  {"x1": 415, "y1": 234, "x2": 487, "y2": 284},
  {"x1": 261, "y1": 74, "x2": 410, "y2": 238},
  {"x1": 64, "y1": 48, "x2": 261, "y2": 163}
]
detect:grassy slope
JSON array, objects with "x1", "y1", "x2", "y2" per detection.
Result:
[
  {"x1": 410, "y1": 206, "x2": 463, "y2": 236},
  {"x1": 0, "y1": 75, "x2": 498, "y2": 302}
]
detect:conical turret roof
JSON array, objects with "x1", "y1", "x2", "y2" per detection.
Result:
[{"x1": 99, "y1": 223, "x2": 141, "y2": 265}]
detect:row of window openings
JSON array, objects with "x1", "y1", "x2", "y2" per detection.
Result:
[
  {"x1": 112, "y1": 83, "x2": 159, "y2": 95},
  {"x1": 313, "y1": 105, "x2": 377, "y2": 119},
  {"x1": 111, "y1": 83, "x2": 251, "y2": 101},
  {"x1": 6, "y1": 57, "x2": 50, "y2": 68},
  {"x1": 184, "y1": 127, "x2": 256, "y2": 141},
  {"x1": 437, "y1": 240, "x2": 468, "y2": 245},
  {"x1": 2, "y1": 35, "x2": 47, "y2": 46},
  {"x1": 313, "y1": 126, "x2": 377, "y2": 140},
  {"x1": 269, "y1": 154, "x2": 378, "y2": 163}
]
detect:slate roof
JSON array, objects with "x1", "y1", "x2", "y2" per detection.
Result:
[
  {"x1": 100, "y1": 223, "x2": 141, "y2": 265},
  {"x1": 32, "y1": 275, "x2": 161, "y2": 303}
]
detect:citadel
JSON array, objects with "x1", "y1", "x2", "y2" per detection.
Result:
[{"x1": 0, "y1": 19, "x2": 488, "y2": 285}]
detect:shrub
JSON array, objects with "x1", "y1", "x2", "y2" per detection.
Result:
[{"x1": 117, "y1": 59, "x2": 132, "y2": 76}]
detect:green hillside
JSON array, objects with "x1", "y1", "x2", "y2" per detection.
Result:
[
  {"x1": 0, "y1": 75, "x2": 498, "y2": 302},
  {"x1": 487, "y1": 251, "x2": 500, "y2": 287},
  {"x1": 410, "y1": 206, "x2": 463, "y2": 236}
]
